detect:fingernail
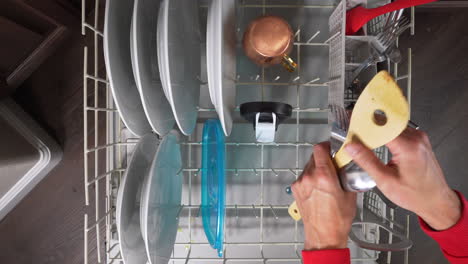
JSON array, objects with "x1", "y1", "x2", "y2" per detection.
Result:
[{"x1": 345, "y1": 144, "x2": 360, "y2": 157}]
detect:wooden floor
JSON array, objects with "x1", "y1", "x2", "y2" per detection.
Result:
[
  {"x1": 394, "y1": 7, "x2": 468, "y2": 264},
  {"x1": 0, "y1": 2, "x2": 468, "y2": 264},
  {"x1": 0, "y1": 1, "x2": 104, "y2": 263}
]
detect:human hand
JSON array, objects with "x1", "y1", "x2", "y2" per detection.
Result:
[
  {"x1": 345, "y1": 128, "x2": 461, "y2": 231},
  {"x1": 292, "y1": 142, "x2": 356, "y2": 250}
]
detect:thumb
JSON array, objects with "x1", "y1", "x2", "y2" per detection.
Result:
[{"x1": 344, "y1": 142, "x2": 393, "y2": 185}]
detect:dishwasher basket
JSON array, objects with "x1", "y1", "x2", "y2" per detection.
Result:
[{"x1": 82, "y1": 0, "x2": 414, "y2": 263}]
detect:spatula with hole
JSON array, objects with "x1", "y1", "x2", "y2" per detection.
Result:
[{"x1": 288, "y1": 71, "x2": 410, "y2": 221}]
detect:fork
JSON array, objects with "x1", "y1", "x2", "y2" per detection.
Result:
[
  {"x1": 372, "y1": 16, "x2": 410, "y2": 53},
  {"x1": 346, "y1": 16, "x2": 410, "y2": 89}
]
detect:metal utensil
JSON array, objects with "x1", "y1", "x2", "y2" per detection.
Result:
[
  {"x1": 346, "y1": 50, "x2": 386, "y2": 89},
  {"x1": 350, "y1": 205, "x2": 413, "y2": 251},
  {"x1": 346, "y1": 16, "x2": 410, "y2": 89},
  {"x1": 339, "y1": 162, "x2": 376, "y2": 191},
  {"x1": 331, "y1": 110, "x2": 378, "y2": 193},
  {"x1": 384, "y1": 9, "x2": 404, "y2": 29},
  {"x1": 386, "y1": 46, "x2": 402, "y2": 64},
  {"x1": 339, "y1": 123, "x2": 420, "y2": 193},
  {"x1": 373, "y1": 17, "x2": 411, "y2": 53},
  {"x1": 331, "y1": 109, "x2": 377, "y2": 193}
]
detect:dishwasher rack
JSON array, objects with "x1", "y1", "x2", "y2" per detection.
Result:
[{"x1": 82, "y1": 0, "x2": 414, "y2": 263}]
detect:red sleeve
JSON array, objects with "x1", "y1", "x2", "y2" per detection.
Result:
[
  {"x1": 419, "y1": 191, "x2": 468, "y2": 263},
  {"x1": 302, "y1": 248, "x2": 350, "y2": 264}
]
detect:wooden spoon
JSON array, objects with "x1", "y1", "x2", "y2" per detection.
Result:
[{"x1": 288, "y1": 71, "x2": 409, "y2": 221}]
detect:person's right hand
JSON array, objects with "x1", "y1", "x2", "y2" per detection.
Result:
[{"x1": 344, "y1": 128, "x2": 461, "y2": 231}]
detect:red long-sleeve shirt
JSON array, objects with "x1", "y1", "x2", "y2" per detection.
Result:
[{"x1": 303, "y1": 192, "x2": 468, "y2": 263}]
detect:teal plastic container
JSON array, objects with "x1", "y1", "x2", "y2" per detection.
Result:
[{"x1": 201, "y1": 119, "x2": 226, "y2": 257}]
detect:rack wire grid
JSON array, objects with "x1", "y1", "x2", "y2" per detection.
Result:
[{"x1": 82, "y1": 0, "x2": 414, "y2": 263}]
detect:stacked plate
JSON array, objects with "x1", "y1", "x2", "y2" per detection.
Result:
[
  {"x1": 104, "y1": 0, "x2": 237, "y2": 137},
  {"x1": 158, "y1": 0, "x2": 201, "y2": 136},
  {"x1": 103, "y1": 0, "x2": 152, "y2": 136},
  {"x1": 116, "y1": 132, "x2": 182, "y2": 264},
  {"x1": 104, "y1": 0, "x2": 202, "y2": 137},
  {"x1": 206, "y1": 0, "x2": 237, "y2": 137},
  {"x1": 104, "y1": 0, "x2": 235, "y2": 261},
  {"x1": 116, "y1": 134, "x2": 157, "y2": 264},
  {"x1": 130, "y1": 0, "x2": 175, "y2": 135}
]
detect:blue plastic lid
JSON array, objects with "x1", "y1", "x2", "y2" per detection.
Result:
[{"x1": 201, "y1": 119, "x2": 226, "y2": 257}]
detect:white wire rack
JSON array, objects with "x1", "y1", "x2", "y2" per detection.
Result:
[{"x1": 82, "y1": 0, "x2": 414, "y2": 263}]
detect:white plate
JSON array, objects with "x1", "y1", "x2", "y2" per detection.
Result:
[
  {"x1": 157, "y1": 0, "x2": 201, "y2": 136},
  {"x1": 206, "y1": 0, "x2": 237, "y2": 136},
  {"x1": 206, "y1": 10, "x2": 218, "y2": 108},
  {"x1": 141, "y1": 131, "x2": 182, "y2": 264},
  {"x1": 104, "y1": 0, "x2": 151, "y2": 136},
  {"x1": 130, "y1": 0, "x2": 175, "y2": 136},
  {"x1": 116, "y1": 134, "x2": 159, "y2": 264}
]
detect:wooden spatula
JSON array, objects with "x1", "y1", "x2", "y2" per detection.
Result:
[{"x1": 288, "y1": 71, "x2": 409, "y2": 221}]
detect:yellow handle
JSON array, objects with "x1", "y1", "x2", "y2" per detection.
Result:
[
  {"x1": 281, "y1": 54, "x2": 297, "y2": 72},
  {"x1": 288, "y1": 148, "x2": 351, "y2": 221}
]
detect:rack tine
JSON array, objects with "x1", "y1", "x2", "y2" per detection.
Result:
[
  {"x1": 271, "y1": 168, "x2": 278, "y2": 177},
  {"x1": 235, "y1": 168, "x2": 239, "y2": 177},
  {"x1": 184, "y1": 247, "x2": 191, "y2": 264},
  {"x1": 305, "y1": 77, "x2": 320, "y2": 85},
  {"x1": 196, "y1": 205, "x2": 201, "y2": 217},
  {"x1": 176, "y1": 205, "x2": 184, "y2": 220},
  {"x1": 196, "y1": 76, "x2": 207, "y2": 85},
  {"x1": 307, "y1": 30, "x2": 320, "y2": 43},
  {"x1": 289, "y1": 169, "x2": 297, "y2": 177},
  {"x1": 235, "y1": 204, "x2": 239, "y2": 220},
  {"x1": 252, "y1": 205, "x2": 259, "y2": 218},
  {"x1": 177, "y1": 167, "x2": 184, "y2": 175},
  {"x1": 194, "y1": 168, "x2": 201, "y2": 177},
  {"x1": 294, "y1": 28, "x2": 301, "y2": 39},
  {"x1": 295, "y1": 249, "x2": 302, "y2": 259},
  {"x1": 270, "y1": 205, "x2": 279, "y2": 220},
  {"x1": 253, "y1": 168, "x2": 258, "y2": 176}
]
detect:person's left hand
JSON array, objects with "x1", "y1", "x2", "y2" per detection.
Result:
[{"x1": 291, "y1": 142, "x2": 356, "y2": 250}]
